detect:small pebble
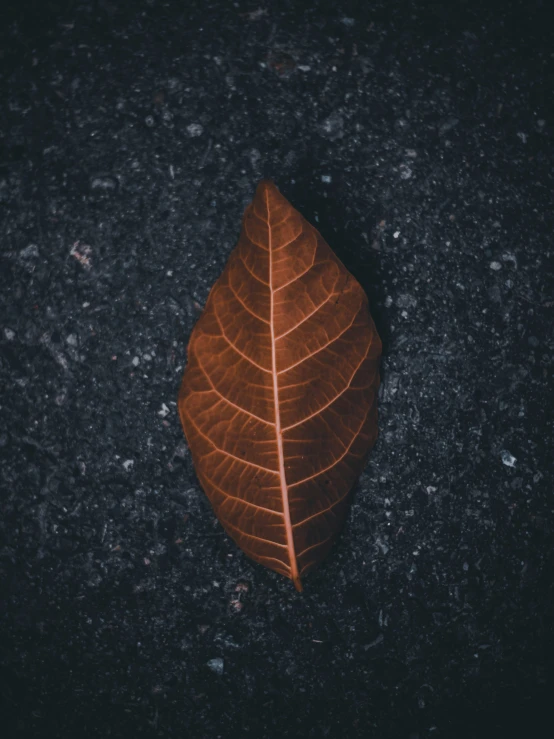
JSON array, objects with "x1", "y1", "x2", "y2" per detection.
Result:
[
  {"x1": 229, "y1": 599, "x2": 244, "y2": 613},
  {"x1": 399, "y1": 164, "x2": 412, "y2": 180},
  {"x1": 4, "y1": 328, "x2": 15, "y2": 340},
  {"x1": 438, "y1": 117, "x2": 459, "y2": 135},
  {"x1": 186, "y1": 123, "x2": 204, "y2": 137},
  {"x1": 502, "y1": 252, "x2": 517, "y2": 267},
  {"x1": 490, "y1": 261, "x2": 502, "y2": 271},
  {"x1": 122, "y1": 459, "x2": 134, "y2": 471},
  {"x1": 249, "y1": 149, "x2": 261, "y2": 167},
  {"x1": 91, "y1": 176, "x2": 117, "y2": 191},
  {"x1": 500, "y1": 450, "x2": 516, "y2": 468},
  {"x1": 20, "y1": 244, "x2": 39, "y2": 259},
  {"x1": 396, "y1": 294, "x2": 417, "y2": 309},
  {"x1": 207, "y1": 658, "x2": 224, "y2": 675},
  {"x1": 317, "y1": 111, "x2": 344, "y2": 141}
]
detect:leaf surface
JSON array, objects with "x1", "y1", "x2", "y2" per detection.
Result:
[{"x1": 178, "y1": 180, "x2": 381, "y2": 590}]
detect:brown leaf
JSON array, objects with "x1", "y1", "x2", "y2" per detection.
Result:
[{"x1": 178, "y1": 180, "x2": 381, "y2": 591}]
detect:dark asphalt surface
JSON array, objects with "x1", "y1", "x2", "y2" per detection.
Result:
[{"x1": 1, "y1": 1, "x2": 553, "y2": 737}]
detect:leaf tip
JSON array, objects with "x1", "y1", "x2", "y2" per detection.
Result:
[
  {"x1": 256, "y1": 178, "x2": 276, "y2": 192},
  {"x1": 254, "y1": 178, "x2": 290, "y2": 212},
  {"x1": 255, "y1": 178, "x2": 283, "y2": 201}
]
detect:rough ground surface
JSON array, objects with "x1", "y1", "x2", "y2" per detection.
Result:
[{"x1": 1, "y1": 1, "x2": 553, "y2": 737}]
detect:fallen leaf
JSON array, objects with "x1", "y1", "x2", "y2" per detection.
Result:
[{"x1": 178, "y1": 180, "x2": 381, "y2": 590}]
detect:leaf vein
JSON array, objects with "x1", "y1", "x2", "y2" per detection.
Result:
[
  {"x1": 296, "y1": 535, "x2": 334, "y2": 559},
  {"x1": 276, "y1": 292, "x2": 335, "y2": 340},
  {"x1": 239, "y1": 255, "x2": 270, "y2": 286},
  {"x1": 212, "y1": 310, "x2": 272, "y2": 374},
  {"x1": 292, "y1": 488, "x2": 351, "y2": 529},
  {"x1": 195, "y1": 356, "x2": 275, "y2": 426},
  {"x1": 282, "y1": 338, "x2": 373, "y2": 430},
  {"x1": 184, "y1": 413, "x2": 279, "y2": 474},
  {"x1": 277, "y1": 308, "x2": 360, "y2": 375},
  {"x1": 227, "y1": 282, "x2": 270, "y2": 324},
  {"x1": 288, "y1": 398, "x2": 372, "y2": 488},
  {"x1": 244, "y1": 221, "x2": 269, "y2": 252},
  {"x1": 223, "y1": 519, "x2": 288, "y2": 548},
  {"x1": 272, "y1": 228, "x2": 303, "y2": 253},
  {"x1": 203, "y1": 473, "x2": 283, "y2": 515}
]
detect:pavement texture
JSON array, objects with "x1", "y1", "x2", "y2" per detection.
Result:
[{"x1": 1, "y1": 1, "x2": 553, "y2": 737}]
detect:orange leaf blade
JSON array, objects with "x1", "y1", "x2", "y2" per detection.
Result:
[{"x1": 178, "y1": 180, "x2": 381, "y2": 590}]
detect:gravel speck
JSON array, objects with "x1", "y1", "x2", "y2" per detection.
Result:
[
  {"x1": 317, "y1": 111, "x2": 344, "y2": 141},
  {"x1": 501, "y1": 450, "x2": 517, "y2": 468},
  {"x1": 20, "y1": 244, "x2": 39, "y2": 259},
  {"x1": 186, "y1": 123, "x2": 204, "y2": 137},
  {"x1": 207, "y1": 658, "x2": 224, "y2": 675}
]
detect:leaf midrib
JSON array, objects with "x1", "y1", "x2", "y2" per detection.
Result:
[{"x1": 266, "y1": 189, "x2": 302, "y2": 592}]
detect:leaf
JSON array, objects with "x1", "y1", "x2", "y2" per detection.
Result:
[{"x1": 178, "y1": 180, "x2": 381, "y2": 591}]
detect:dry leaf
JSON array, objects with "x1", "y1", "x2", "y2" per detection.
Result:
[{"x1": 178, "y1": 180, "x2": 381, "y2": 590}]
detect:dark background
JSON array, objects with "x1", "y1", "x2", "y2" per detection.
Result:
[{"x1": 1, "y1": 1, "x2": 553, "y2": 737}]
